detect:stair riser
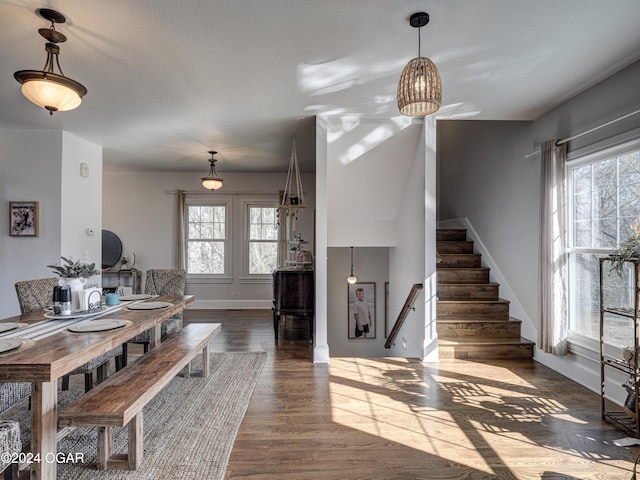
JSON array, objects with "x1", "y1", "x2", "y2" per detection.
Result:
[
  {"x1": 436, "y1": 229, "x2": 467, "y2": 241},
  {"x1": 438, "y1": 254, "x2": 481, "y2": 268},
  {"x1": 437, "y1": 322, "x2": 521, "y2": 338},
  {"x1": 438, "y1": 343, "x2": 534, "y2": 361},
  {"x1": 437, "y1": 284, "x2": 499, "y2": 300},
  {"x1": 437, "y1": 302, "x2": 510, "y2": 319},
  {"x1": 437, "y1": 269, "x2": 490, "y2": 284},
  {"x1": 436, "y1": 241, "x2": 474, "y2": 254}
]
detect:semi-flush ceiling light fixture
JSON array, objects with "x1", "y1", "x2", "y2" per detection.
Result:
[
  {"x1": 397, "y1": 12, "x2": 441, "y2": 117},
  {"x1": 347, "y1": 247, "x2": 358, "y2": 284},
  {"x1": 14, "y1": 8, "x2": 87, "y2": 115},
  {"x1": 201, "y1": 151, "x2": 224, "y2": 191}
]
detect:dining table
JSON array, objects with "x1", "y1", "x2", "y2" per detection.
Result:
[{"x1": 0, "y1": 294, "x2": 195, "y2": 480}]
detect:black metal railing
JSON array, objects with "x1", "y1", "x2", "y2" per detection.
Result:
[{"x1": 384, "y1": 283, "x2": 423, "y2": 349}]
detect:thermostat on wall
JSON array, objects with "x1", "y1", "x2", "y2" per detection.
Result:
[{"x1": 80, "y1": 162, "x2": 89, "y2": 177}]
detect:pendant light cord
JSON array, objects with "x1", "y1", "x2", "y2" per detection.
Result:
[{"x1": 418, "y1": 25, "x2": 421, "y2": 57}]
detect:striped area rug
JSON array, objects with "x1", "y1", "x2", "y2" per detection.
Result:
[{"x1": 2, "y1": 351, "x2": 266, "y2": 480}]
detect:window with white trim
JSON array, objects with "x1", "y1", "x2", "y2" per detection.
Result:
[
  {"x1": 568, "y1": 141, "x2": 640, "y2": 344},
  {"x1": 246, "y1": 204, "x2": 278, "y2": 275},
  {"x1": 186, "y1": 203, "x2": 229, "y2": 275}
]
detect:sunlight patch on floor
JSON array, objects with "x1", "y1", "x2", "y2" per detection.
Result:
[{"x1": 328, "y1": 357, "x2": 496, "y2": 475}]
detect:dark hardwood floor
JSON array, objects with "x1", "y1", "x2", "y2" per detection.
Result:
[{"x1": 185, "y1": 309, "x2": 640, "y2": 479}]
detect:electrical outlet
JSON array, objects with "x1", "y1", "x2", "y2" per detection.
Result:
[
  {"x1": 402, "y1": 337, "x2": 407, "y2": 350},
  {"x1": 231, "y1": 291, "x2": 236, "y2": 299}
]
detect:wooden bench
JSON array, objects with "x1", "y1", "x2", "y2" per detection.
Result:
[{"x1": 58, "y1": 322, "x2": 221, "y2": 470}]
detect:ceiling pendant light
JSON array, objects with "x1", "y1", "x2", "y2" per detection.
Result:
[
  {"x1": 347, "y1": 247, "x2": 358, "y2": 284},
  {"x1": 201, "y1": 151, "x2": 224, "y2": 191},
  {"x1": 397, "y1": 12, "x2": 441, "y2": 117},
  {"x1": 14, "y1": 8, "x2": 87, "y2": 115}
]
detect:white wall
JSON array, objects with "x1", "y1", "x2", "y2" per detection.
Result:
[
  {"x1": 61, "y1": 132, "x2": 103, "y2": 286},
  {"x1": 0, "y1": 129, "x2": 103, "y2": 318},
  {"x1": 102, "y1": 169, "x2": 315, "y2": 308},
  {"x1": 319, "y1": 116, "x2": 432, "y2": 360}
]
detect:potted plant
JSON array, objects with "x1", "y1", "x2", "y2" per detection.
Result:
[
  {"x1": 47, "y1": 256, "x2": 99, "y2": 279},
  {"x1": 623, "y1": 376, "x2": 637, "y2": 419},
  {"x1": 609, "y1": 219, "x2": 640, "y2": 277},
  {"x1": 47, "y1": 256, "x2": 100, "y2": 312}
]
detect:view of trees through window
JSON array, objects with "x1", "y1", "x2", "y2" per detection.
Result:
[
  {"x1": 569, "y1": 146, "x2": 640, "y2": 345},
  {"x1": 248, "y1": 206, "x2": 278, "y2": 274},
  {"x1": 187, "y1": 205, "x2": 226, "y2": 274}
]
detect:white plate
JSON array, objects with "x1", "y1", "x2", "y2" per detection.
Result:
[
  {"x1": 0, "y1": 338, "x2": 23, "y2": 353},
  {"x1": 44, "y1": 306, "x2": 109, "y2": 320},
  {"x1": 0, "y1": 323, "x2": 21, "y2": 334},
  {"x1": 68, "y1": 319, "x2": 129, "y2": 333},
  {"x1": 126, "y1": 301, "x2": 172, "y2": 310},
  {"x1": 119, "y1": 294, "x2": 153, "y2": 301}
]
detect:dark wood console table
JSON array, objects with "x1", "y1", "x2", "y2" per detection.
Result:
[{"x1": 272, "y1": 269, "x2": 314, "y2": 342}]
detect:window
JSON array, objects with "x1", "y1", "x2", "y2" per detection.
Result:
[
  {"x1": 186, "y1": 204, "x2": 228, "y2": 275},
  {"x1": 568, "y1": 141, "x2": 640, "y2": 343},
  {"x1": 247, "y1": 205, "x2": 278, "y2": 275}
]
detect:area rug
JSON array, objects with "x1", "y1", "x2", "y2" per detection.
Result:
[{"x1": 1, "y1": 351, "x2": 266, "y2": 480}]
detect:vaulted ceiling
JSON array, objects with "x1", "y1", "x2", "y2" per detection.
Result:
[{"x1": 1, "y1": 1, "x2": 639, "y2": 174}]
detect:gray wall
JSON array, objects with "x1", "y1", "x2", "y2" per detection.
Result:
[{"x1": 437, "y1": 59, "x2": 640, "y2": 392}]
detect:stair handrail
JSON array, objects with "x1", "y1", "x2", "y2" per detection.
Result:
[{"x1": 384, "y1": 283, "x2": 423, "y2": 349}]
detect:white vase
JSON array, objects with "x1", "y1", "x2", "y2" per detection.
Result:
[{"x1": 59, "y1": 277, "x2": 86, "y2": 313}]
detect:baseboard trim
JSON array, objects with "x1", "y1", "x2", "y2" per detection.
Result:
[{"x1": 190, "y1": 300, "x2": 272, "y2": 310}]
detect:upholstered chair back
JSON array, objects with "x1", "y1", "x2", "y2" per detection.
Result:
[{"x1": 144, "y1": 269, "x2": 186, "y2": 296}]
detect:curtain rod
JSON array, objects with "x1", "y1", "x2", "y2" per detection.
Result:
[
  {"x1": 525, "y1": 107, "x2": 640, "y2": 158},
  {"x1": 164, "y1": 190, "x2": 277, "y2": 195}
]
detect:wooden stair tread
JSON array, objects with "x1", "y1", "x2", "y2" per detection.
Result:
[
  {"x1": 437, "y1": 298, "x2": 510, "y2": 304},
  {"x1": 437, "y1": 317, "x2": 522, "y2": 323},
  {"x1": 438, "y1": 337, "x2": 535, "y2": 346}
]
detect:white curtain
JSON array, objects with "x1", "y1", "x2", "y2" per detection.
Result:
[
  {"x1": 175, "y1": 190, "x2": 185, "y2": 270},
  {"x1": 538, "y1": 139, "x2": 569, "y2": 355}
]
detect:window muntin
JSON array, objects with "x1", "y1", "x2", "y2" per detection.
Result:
[
  {"x1": 247, "y1": 205, "x2": 278, "y2": 275},
  {"x1": 568, "y1": 144, "x2": 640, "y2": 341},
  {"x1": 186, "y1": 204, "x2": 227, "y2": 275}
]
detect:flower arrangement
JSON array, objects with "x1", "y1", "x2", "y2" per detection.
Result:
[
  {"x1": 609, "y1": 219, "x2": 640, "y2": 277},
  {"x1": 47, "y1": 256, "x2": 99, "y2": 279}
]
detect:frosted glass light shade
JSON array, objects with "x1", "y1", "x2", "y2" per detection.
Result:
[
  {"x1": 201, "y1": 177, "x2": 223, "y2": 191},
  {"x1": 347, "y1": 275, "x2": 358, "y2": 285},
  {"x1": 397, "y1": 56, "x2": 441, "y2": 116},
  {"x1": 15, "y1": 71, "x2": 86, "y2": 113}
]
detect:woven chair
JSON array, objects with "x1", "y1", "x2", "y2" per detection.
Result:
[
  {"x1": 14, "y1": 277, "x2": 124, "y2": 393},
  {"x1": 0, "y1": 420, "x2": 21, "y2": 480},
  {"x1": 129, "y1": 269, "x2": 185, "y2": 352}
]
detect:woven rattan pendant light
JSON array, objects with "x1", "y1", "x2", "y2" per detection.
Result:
[{"x1": 397, "y1": 12, "x2": 441, "y2": 117}]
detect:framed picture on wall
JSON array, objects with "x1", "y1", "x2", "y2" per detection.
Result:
[
  {"x1": 348, "y1": 282, "x2": 376, "y2": 339},
  {"x1": 9, "y1": 201, "x2": 39, "y2": 237}
]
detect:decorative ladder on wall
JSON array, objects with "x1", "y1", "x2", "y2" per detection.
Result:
[{"x1": 436, "y1": 228, "x2": 535, "y2": 361}]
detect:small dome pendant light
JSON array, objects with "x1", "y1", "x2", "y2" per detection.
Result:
[
  {"x1": 201, "y1": 151, "x2": 224, "y2": 191},
  {"x1": 14, "y1": 8, "x2": 87, "y2": 115},
  {"x1": 347, "y1": 247, "x2": 358, "y2": 284},
  {"x1": 397, "y1": 12, "x2": 442, "y2": 117}
]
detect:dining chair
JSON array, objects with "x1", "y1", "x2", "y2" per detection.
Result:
[
  {"x1": 128, "y1": 269, "x2": 186, "y2": 352},
  {"x1": 14, "y1": 277, "x2": 124, "y2": 393}
]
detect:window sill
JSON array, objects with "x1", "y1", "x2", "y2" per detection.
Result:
[
  {"x1": 239, "y1": 276, "x2": 273, "y2": 284},
  {"x1": 186, "y1": 276, "x2": 233, "y2": 284}
]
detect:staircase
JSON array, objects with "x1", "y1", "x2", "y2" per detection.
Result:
[{"x1": 436, "y1": 228, "x2": 534, "y2": 361}]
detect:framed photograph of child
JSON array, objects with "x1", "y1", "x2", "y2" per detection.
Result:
[
  {"x1": 348, "y1": 282, "x2": 376, "y2": 339},
  {"x1": 9, "y1": 201, "x2": 39, "y2": 237}
]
